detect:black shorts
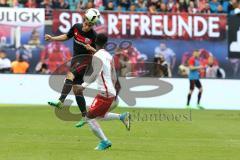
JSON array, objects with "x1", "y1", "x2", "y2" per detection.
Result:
[
  {"x1": 189, "y1": 80, "x2": 202, "y2": 90},
  {"x1": 70, "y1": 56, "x2": 92, "y2": 85}
]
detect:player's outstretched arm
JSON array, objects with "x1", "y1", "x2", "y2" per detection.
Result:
[
  {"x1": 85, "y1": 44, "x2": 97, "y2": 53},
  {"x1": 45, "y1": 34, "x2": 68, "y2": 41}
]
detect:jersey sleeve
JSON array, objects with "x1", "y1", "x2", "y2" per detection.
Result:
[
  {"x1": 66, "y1": 24, "x2": 76, "y2": 38},
  {"x1": 169, "y1": 49, "x2": 176, "y2": 56},
  {"x1": 188, "y1": 57, "x2": 195, "y2": 66},
  {"x1": 82, "y1": 54, "x2": 103, "y2": 88},
  {"x1": 93, "y1": 50, "x2": 104, "y2": 61}
]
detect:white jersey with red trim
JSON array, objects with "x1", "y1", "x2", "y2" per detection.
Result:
[{"x1": 94, "y1": 49, "x2": 116, "y2": 97}]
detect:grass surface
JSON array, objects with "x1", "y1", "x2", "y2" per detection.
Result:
[{"x1": 0, "y1": 105, "x2": 240, "y2": 160}]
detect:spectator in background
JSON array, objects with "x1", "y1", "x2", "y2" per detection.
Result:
[
  {"x1": 77, "y1": 0, "x2": 88, "y2": 11},
  {"x1": 160, "y1": 3, "x2": 168, "y2": 12},
  {"x1": 154, "y1": 43, "x2": 176, "y2": 70},
  {"x1": 205, "y1": 56, "x2": 219, "y2": 78},
  {"x1": 200, "y1": 2, "x2": 211, "y2": 13},
  {"x1": 95, "y1": 0, "x2": 104, "y2": 10},
  {"x1": 114, "y1": 45, "x2": 144, "y2": 76},
  {"x1": 137, "y1": 54, "x2": 147, "y2": 74},
  {"x1": 129, "y1": 3, "x2": 137, "y2": 12},
  {"x1": 209, "y1": 0, "x2": 222, "y2": 13},
  {"x1": 35, "y1": 0, "x2": 42, "y2": 7},
  {"x1": 228, "y1": 0, "x2": 238, "y2": 13},
  {"x1": 115, "y1": 48, "x2": 130, "y2": 76},
  {"x1": 35, "y1": 62, "x2": 50, "y2": 74},
  {"x1": 149, "y1": 4, "x2": 157, "y2": 13},
  {"x1": 102, "y1": 0, "x2": 109, "y2": 7},
  {"x1": 178, "y1": 0, "x2": 188, "y2": 12},
  {"x1": 198, "y1": 0, "x2": 207, "y2": 12},
  {"x1": 173, "y1": 1, "x2": 189, "y2": 13},
  {"x1": 230, "y1": 1, "x2": 240, "y2": 14},
  {"x1": 206, "y1": 56, "x2": 225, "y2": 78},
  {"x1": 188, "y1": 1, "x2": 198, "y2": 13},
  {"x1": 11, "y1": 55, "x2": 29, "y2": 74},
  {"x1": 135, "y1": 0, "x2": 147, "y2": 12},
  {"x1": 0, "y1": 51, "x2": 11, "y2": 73},
  {"x1": 222, "y1": 0, "x2": 230, "y2": 13},
  {"x1": 28, "y1": 28, "x2": 41, "y2": 46},
  {"x1": 172, "y1": 2, "x2": 180, "y2": 13},
  {"x1": 25, "y1": 0, "x2": 37, "y2": 8},
  {"x1": 125, "y1": 46, "x2": 141, "y2": 76},
  {"x1": 39, "y1": 0, "x2": 53, "y2": 19},
  {"x1": 54, "y1": 0, "x2": 70, "y2": 9},
  {"x1": 16, "y1": 46, "x2": 32, "y2": 62},
  {"x1": 167, "y1": 0, "x2": 175, "y2": 12},
  {"x1": 0, "y1": 0, "x2": 9, "y2": 7},
  {"x1": 52, "y1": 0, "x2": 58, "y2": 8},
  {"x1": 11, "y1": 0, "x2": 22, "y2": 7},
  {"x1": 156, "y1": 0, "x2": 162, "y2": 11},
  {"x1": 147, "y1": 0, "x2": 159, "y2": 8},
  {"x1": 217, "y1": 3, "x2": 224, "y2": 13},
  {"x1": 113, "y1": 48, "x2": 122, "y2": 76},
  {"x1": 60, "y1": 0, "x2": 70, "y2": 9},
  {"x1": 116, "y1": 5, "x2": 125, "y2": 11},
  {"x1": 118, "y1": 0, "x2": 131, "y2": 11},
  {"x1": 105, "y1": 1, "x2": 115, "y2": 10},
  {"x1": 154, "y1": 55, "x2": 172, "y2": 77},
  {"x1": 86, "y1": 0, "x2": 94, "y2": 9},
  {"x1": 40, "y1": 41, "x2": 71, "y2": 74}
]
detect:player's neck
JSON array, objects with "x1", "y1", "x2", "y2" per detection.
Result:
[
  {"x1": 96, "y1": 46, "x2": 104, "y2": 51},
  {"x1": 82, "y1": 28, "x2": 91, "y2": 32}
]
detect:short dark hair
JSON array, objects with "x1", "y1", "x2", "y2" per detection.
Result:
[{"x1": 95, "y1": 33, "x2": 108, "y2": 48}]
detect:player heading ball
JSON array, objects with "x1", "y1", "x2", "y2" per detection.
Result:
[{"x1": 46, "y1": 8, "x2": 100, "y2": 117}]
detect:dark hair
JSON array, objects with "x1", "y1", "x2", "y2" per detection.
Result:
[
  {"x1": 95, "y1": 33, "x2": 108, "y2": 48},
  {"x1": 0, "y1": 49, "x2": 6, "y2": 53},
  {"x1": 42, "y1": 63, "x2": 48, "y2": 69},
  {"x1": 19, "y1": 54, "x2": 24, "y2": 62}
]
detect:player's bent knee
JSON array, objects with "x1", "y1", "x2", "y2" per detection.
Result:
[
  {"x1": 66, "y1": 72, "x2": 75, "y2": 80},
  {"x1": 73, "y1": 85, "x2": 83, "y2": 96},
  {"x1": 109, "y1": 99, "x2": 119, "y2": 111},
  {"x1": 86, "y1": 112, "x2": 97, "y2": 119}
]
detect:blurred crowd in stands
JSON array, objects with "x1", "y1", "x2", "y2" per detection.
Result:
[
  {"x1": 0, "y1": 50, "x2": 29, "y2": 74},
  {"x1": 0, "y1": 0, "x2": 239, "y2": 78},
  {"x1": 0, "y1": 41, "x2": 235, "y2": 79},
  {"x1": 0, "y1": 42, "x2": 72, "y2": 74},
  {"x1": 0, "y1": 0, "x2": 240, "y2": 19}
]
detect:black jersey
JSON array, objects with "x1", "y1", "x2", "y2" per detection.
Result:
[{"x1": 67, "y1": 23, "x2": 97, "y2": 57}]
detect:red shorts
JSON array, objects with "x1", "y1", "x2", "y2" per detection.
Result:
[{"x1": 88, "y1": 94, "x2": 115, "y2": 118}]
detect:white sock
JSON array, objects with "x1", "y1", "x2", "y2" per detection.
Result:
[
  {"x1": 98, "y1": 112, "x2": 120, "y2": 121},
  {"x1": 87, "y1": 119, "x2": 108, "y2": 141}
]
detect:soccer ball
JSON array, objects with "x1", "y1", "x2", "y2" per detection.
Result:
[
  {"x1": 178, "y1": 64, "x2": 189, "y2": 76},
  {"x1": 85, "y1": 8, "x2": 100, "y2": 24}
]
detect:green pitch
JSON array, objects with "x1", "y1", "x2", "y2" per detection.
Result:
[{"x1": 0, "y1": 105, "x2": 240, "y2": 160}]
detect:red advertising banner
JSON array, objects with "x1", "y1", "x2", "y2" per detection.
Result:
[{"x1": 53, "y1": 11, "x2": 226, "y2": 40}]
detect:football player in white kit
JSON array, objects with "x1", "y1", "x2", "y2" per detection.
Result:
[{"x1": 75, "y1": 33, "x2": 130, "y2": 151}]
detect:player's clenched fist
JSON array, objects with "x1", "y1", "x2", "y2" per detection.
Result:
[
  {"x1": 85, "y1": 44, "x2": 96, "y2": 53},
  {"x1": 45, "y1": 34, "x2": 53, "y2": 41}
]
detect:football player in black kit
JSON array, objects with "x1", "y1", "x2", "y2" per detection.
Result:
[{"x1": 45, "y1": 9, "x2": 100, "y2": 117}]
